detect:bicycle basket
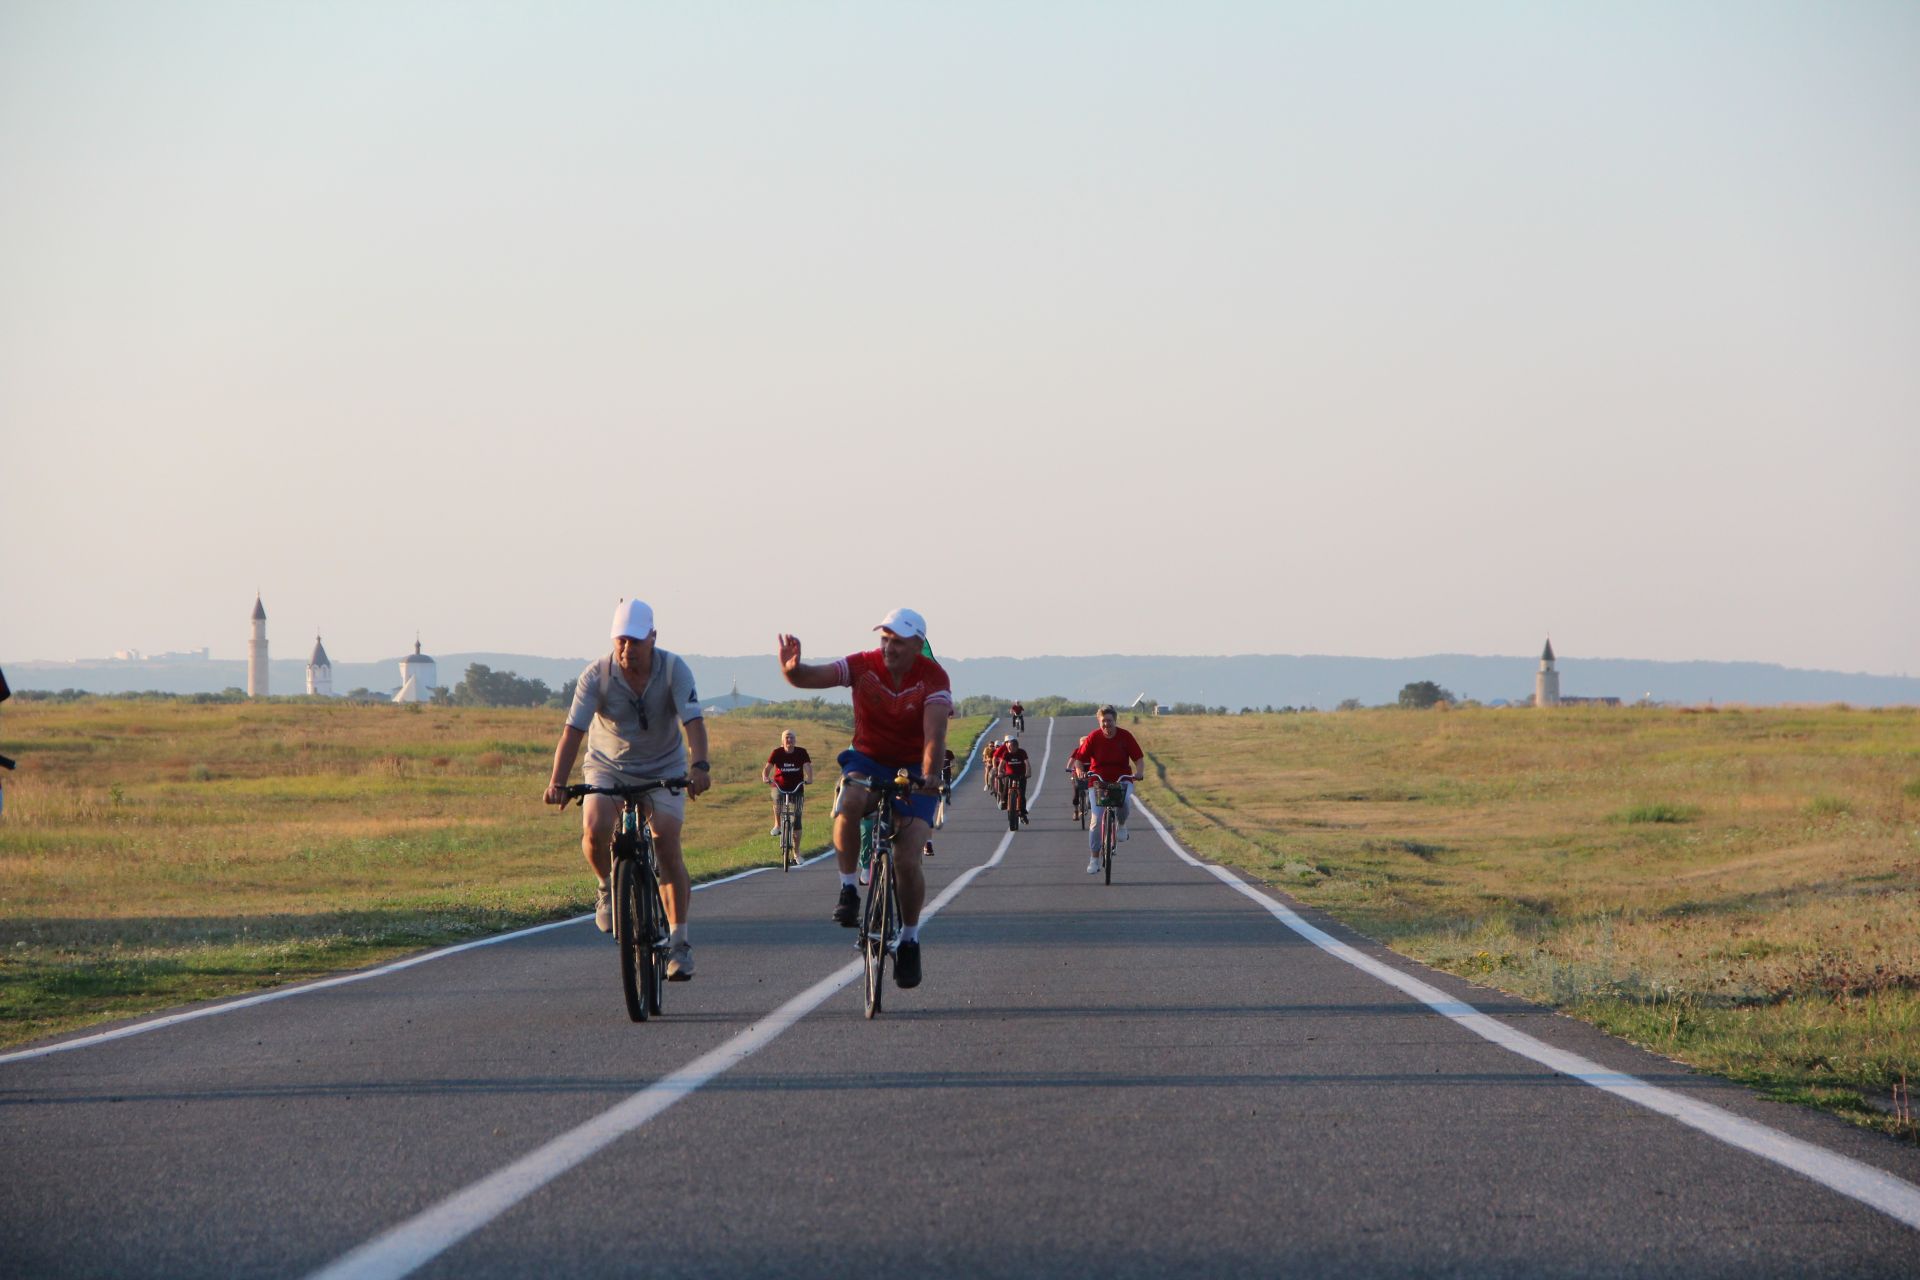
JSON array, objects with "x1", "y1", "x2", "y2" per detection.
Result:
[{"x1": 1097, "y1": 784, "x2": 1128, "y2": 807}]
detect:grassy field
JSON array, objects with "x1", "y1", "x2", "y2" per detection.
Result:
[
  {"x1": 1127, "y1": 705, "x2": 1919, "y2": 1139},
  {"x1": 0, "y1": 698, "x2": 992, "y2": 1048}
]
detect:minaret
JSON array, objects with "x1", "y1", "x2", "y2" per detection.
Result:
[
  {"x1": 306, "y1": 634, "x2": 333, "y2": 697},
  {"x1": 1534, "y1": 638, "x2": 1561, "y2": 708},
  {"x1": 248, "y1": 595, "x2": 269, "y2": 698}
]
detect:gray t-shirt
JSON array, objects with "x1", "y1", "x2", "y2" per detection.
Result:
[{"x1": 567, "y1": 649, "x2": 702, "y2": 780}]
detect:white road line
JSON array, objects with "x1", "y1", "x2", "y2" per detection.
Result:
[
  {"x1": 5, "y1": 845, "x2": 820, "y2": 1067},
  {"x1": 1133, "y1": 797, "x2": 1920, "y2": 1234},
  {"x1": 304, "y1": 728, "x2": 1048, "y2": 1280},
  {"x1": 4, "y1": 717, "x2": 1018, "y2": 1068}
]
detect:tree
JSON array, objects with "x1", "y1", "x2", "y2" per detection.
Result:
[
  {"x1": 1337, "y1": 698, "x2": 1364, "y2": 712},
  {"x1": 450, "y1": 663, "x2": 552, "y2": 708},
  {"x1": 1396, "y1": 681, "x2": 1455, "y2": 710}
]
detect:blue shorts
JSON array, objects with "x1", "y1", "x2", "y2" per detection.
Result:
[{"x1": 838, "y1": 749, "x2": 940, "y2": 826}]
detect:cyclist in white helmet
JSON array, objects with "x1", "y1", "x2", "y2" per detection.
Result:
[{"x1": 545, "y1": 599, "x2": 712, "y2": 980}]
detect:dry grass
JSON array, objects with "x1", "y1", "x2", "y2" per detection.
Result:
[
  {"x1": 0, "y1": 698, "x2": 990, "y2": 1046},
  {"x1": 1131, "y1": 705, "x2": 1920, "y2": 1138}
]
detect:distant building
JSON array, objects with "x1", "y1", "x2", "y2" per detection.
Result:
[
  {"x1": 1533, "y1": 638, "x2": 1560, "y2": 708},
  {"x1": 248, "y1": 595, "x2": 269, "y2": 698},
  {"x1": 702, "y1": 678, "x2": 769, "y2": 717},
  {"x1": 393, "y1": 637, "x2": 437, "y2": 703},
  {"x1": 306, "y1": 635, "x2": 333, "y2": 697},
  {"x1": 1533, "y1": 639, "x2": 1621, "y2": 707}
]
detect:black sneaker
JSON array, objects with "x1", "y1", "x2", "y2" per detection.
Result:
[
  {"x1": 832, "y1": 885, "x2": 860, "y2": 927},
  {"x1": 894, "y1": 940, "x2": 922, "y2": 989}
]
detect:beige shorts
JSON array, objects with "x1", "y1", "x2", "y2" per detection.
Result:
[{"x1": 583, "y1": 771, "x2": 688, "y2": 825}]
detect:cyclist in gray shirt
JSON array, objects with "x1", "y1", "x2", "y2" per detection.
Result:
[{"x1": 545, "y1": 599, "x2": 712, "y2": 979}]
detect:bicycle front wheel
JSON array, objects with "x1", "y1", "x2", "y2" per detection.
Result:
[
  {"x1": 861, "y1": 848, "x2": 892, "y2": 1018},
  {"x1": 612, "y1": 858, "x2": 647, "y2": 1022},
  {"x1": 1102, "y1": 811, "x2": 1115, "y2": 885},
  {"x1": 1006, "y1": 782, "x2": 1020, "y2": 831},
  {"x1": 780, "y1": 811, "x2": 793, "y2": 871},
  {"x1": 644, "y1": 872, "x2": 666, "y2": 1016}
]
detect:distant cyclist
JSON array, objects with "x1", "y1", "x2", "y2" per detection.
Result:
[
  {"x1": 1010, "y1": 700, "x2": 1025, "y2": 732},
  {"x1": 1068, "y1": 704, "x2": 1143, "y2": 875},
  {"x1": 762, "y1": 729, "x2": 813, "y2": 836},
  {"x1": 1000, "y1": 734, "x2": 1032, "y2": 824},
  {"x1": 777, "y1": 607, "x2": 950, "y2": 990},
  {"x1": 545, "y1": 599, "x2": 712, "y2": 978}
]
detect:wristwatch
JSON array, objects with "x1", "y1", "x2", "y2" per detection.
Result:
[{"x1": 691, "y1": 760, "x2": 710, "y2": 772}]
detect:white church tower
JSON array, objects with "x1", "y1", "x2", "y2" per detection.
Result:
[
  {"x1": 1534, "y1": 638, "x2": 1561, "y2": 708},
  {"x1": 247, "y1": 595, "x2": 269, "y2": 698},
  {"x1": 393, "y1": 637, "x2": 437, "y2": 703},
  {"x1": 306, "y1": 635, "x2": 333, "y2": 697}
]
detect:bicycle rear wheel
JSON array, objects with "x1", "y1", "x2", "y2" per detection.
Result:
[
  {"x1": 861, "y1": 846, "x2": 892, "y2": 1018},
  {"x1": 612, "y1": 856, "x2": 647, "y2": 1022}
]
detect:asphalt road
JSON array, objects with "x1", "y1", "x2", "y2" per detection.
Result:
[{"x1": 4, "y1": 717, "x2": 1918, "y2": 1278}]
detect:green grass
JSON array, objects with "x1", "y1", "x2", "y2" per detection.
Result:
[
  {"x1": 0, "y1": 698, "x2": 995, "y2": 1049},
  {"x1": 1133, "y1": 705, "x2": 1920, "y2": 1141}
]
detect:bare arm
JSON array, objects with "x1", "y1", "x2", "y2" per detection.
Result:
[
  {"x1": 545, "y1": 724, "x2": 585, "y2": 804},
  {"x1": 778, "y1": 634, "x2": 843, "y2": 690},
  {"x1": 920, "y1": 701, "x2": 950, "y2": 789},
  {"x1": 683, "y1": 717, "x2": 712, "y2": 797}
]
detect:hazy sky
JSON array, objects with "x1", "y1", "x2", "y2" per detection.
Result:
[{"x1": 4, "y1": 2, "x2": 1915, "y2": 673}]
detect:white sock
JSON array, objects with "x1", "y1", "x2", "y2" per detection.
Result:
[
  {"x1": 840, "y1": 872, "x2": 858, "y2": 888},
  {"x1": 670, "y1": 924, "x2": 689, "y2": 944},
  {"x1": 899, "y1": 924, "x2": 919, "y2": 943}
]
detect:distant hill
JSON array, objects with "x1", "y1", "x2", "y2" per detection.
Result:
[{"x1": 8, "y1": 650, "x2": 1914, "y2": 708}]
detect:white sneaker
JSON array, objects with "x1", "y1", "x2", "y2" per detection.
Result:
[
  {"x1": 770, "y1": 825, "x2": 781, "y2": 837},
  {"x1": 594, "y1": 883, "x2": 613, "y2": 933},
  {"x1": 1119, "y1": 824, "x2": 1130, "y2": 842},
  {"x1": 1086, "y1": 856, "x2": 1101, "y2": 875},
  {"x1": 666, "y1": 941, "x2": 695, "y2": 981}
]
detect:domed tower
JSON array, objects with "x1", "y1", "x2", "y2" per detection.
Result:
[
  {"x1": 393, "y1": 636, "x2": 437, "y2": 703},
  {"x1": 247, "y1": 595, "x2": 269, "y2": 698},
  {"x1": 1534, "y1": 638, "x2": 1561, "y2": 708},
  {"x1": 306, "y1": 634, "x2": 333, "y2": 697}
]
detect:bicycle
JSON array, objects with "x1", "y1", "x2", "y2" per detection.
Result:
[
  {"x1": 1091, "y1": 774, "x2": 1137, "y2": 885},
  {"x1": 564, "y1": 778, "x2": 687, "y2": 1022},
  {"x1": 846, "y1": 769, "x2": 916, "y2": 1018},
  {"x1": 1011, "y1": 711, "x2": 1025, "y2": 732},
  {"x1": 775, "y1": 785, "x2": 804, "y2": 871},
  {"x1": 1003, "y1": 771, "x2": 1028, "y2": 832},
  {"x1": 934, "y1": 762, "x2": 953, "y2": 829},
  {"x1": 1069, "y1": 769, "x2": 1089, "y2": 829}
]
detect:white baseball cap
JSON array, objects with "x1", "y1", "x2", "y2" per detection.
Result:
[
  {"x1": 610, "y1": 598, "x2": 655, "y2": 640},
  {"x1": 873, "y1": 607, "x2": 926, "y2": 640}
]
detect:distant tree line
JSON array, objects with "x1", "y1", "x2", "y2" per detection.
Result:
[{"x1": 449, "y1": 664, "x2": 573, "y2": 709}]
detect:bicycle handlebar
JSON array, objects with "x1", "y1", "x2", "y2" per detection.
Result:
[{"x1": 562, "y1": 778, "x2": 690, "y2": 807}]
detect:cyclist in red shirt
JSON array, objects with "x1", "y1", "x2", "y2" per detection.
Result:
[
  {"x1": 777, "y1": 607, "x2": 950, "y2": 990},
  {"x1": 1010, "y1": 701, "x2": 1025, "y2": 732},
  {"x1": 1069, "y1": 704, "x2": 1144, "y2": 874},
  {"x1": 761, "y1": 729, "x2": 813, "y2": 836},
  {"x1": 1000, "y1": 734, "x2": 1032, "y2": 824}
]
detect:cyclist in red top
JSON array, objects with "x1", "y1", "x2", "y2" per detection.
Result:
[
  {"x1": 1069, "y1": 704, "x2": 1144, "y2": 874},
  {"x1": 761, "y1": 729, "x2": 813, "y2": 836},
  {"x1": 777, "y1": 607, "x2": 950, "y2": 990},
  {"x1": 1010, "y1": 701, "x2": 1025, "y2": 732},
  {"x1": 1000, "y1": 734, "x2": 1032, "y2": 824}
]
